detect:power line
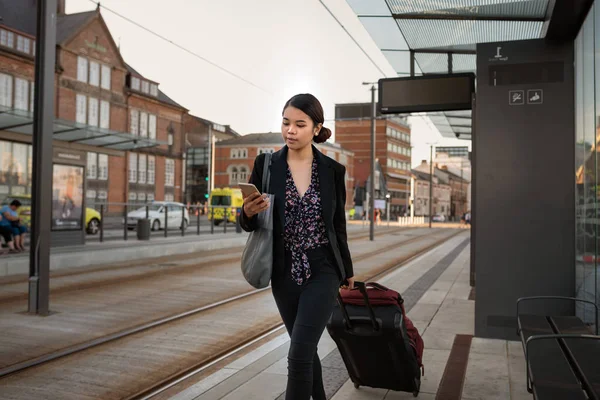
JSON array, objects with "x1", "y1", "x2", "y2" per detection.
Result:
[
  {"x1": 87, "y1": 0, "x2": 272, "y2": 95},
  {"x1": 316, "y1": 0, "x2": 388, "y2": 78}
]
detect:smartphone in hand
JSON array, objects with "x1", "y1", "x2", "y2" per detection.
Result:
[{"x1": 238, "y1": 183, "x2": 260, "y2": 198}]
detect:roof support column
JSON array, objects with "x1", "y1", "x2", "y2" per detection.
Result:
[{"x1": 29, "y1": 0, "x2": 56, "y2": 315}]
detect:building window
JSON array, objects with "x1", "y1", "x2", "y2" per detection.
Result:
[
  {"x1": 148, "y1": 114, "x2": 157, "y2": 139},
  {"x1": 131, "y1": 77, "x2": 141, "y2": 91},
  {"x1": 16, "y1": 36, "x2": 30, "y2": 54},
  {"x1": 164, "y1": 193, "x2": 174, "y2": 202},
  {"x1": 101, "y1": 65, "x2": 111, "y2": 90},
  {"x1": 229, "y1": 166, "x2": 239, "y2": 184},
  {"x1": 129, "y1": 153, "x2": 137, "y2": 183},
  {"x1": 147, "y1": 193, "x2": 155, "y2": 202},
  {"x1": 141, "y1": 80, "x2": 150, "y2": 94},
  {"x1": 0, "y1": 73, "x2": 12, "y2": 107},
  {"x1": 16, "y1": 35, "x2": 25, "y2": 52},
  {"x1": 88, "y1": 97, "x2": 99, "y2": 127},
  {"x1": 77, "y1": 56, "x2": 88, "y2": 83},
  {"x1": 76, "y1": 94, "x2": 87, "y2": 124},
  {"x1": 168, "y1": 133, "x2": 173, "y2": 146},
  {"x1": 138, "y1": 154, "x2": 147, "y2": 184},
  {"x1": 258, "y1": 148, "x2": 274, "y2": 155},
  {"x1": 148, "y1": 155, "x2": 155, "y2": 184},
  {"x1": 140, "y1": 112, "x2": 148, "y2": 137},
  {"x1": 339, "y1": 154, "x2": 348, "y2": 166},
  {"x1": 138, "y1": 192, "x2": 146, "y2": 202},
  {"x1": 14, "y1": 78, "x2": 28, "y2": 111},
  {"x1": 100, "y1": 100, "x2": 110, "y2": 129},
  {"x1": 87, "y1": 152, "x2": 97, "y2": 179},
  {"x1": 165, "y1": 158, "x2": 175, "y2": 186},
  {"x1": 231, "y1": 148, "x2": 247, "y2": 158},
  {"x1": 89, "y1": 61, "x2": 100, "y2": 87},
  {"x1": 98, "y1": 154, "x2": 108, "y2": 180},
  {"x1": 130, "y1": 109, "x2": 139, "y2": 135},
  {"x1": 86, "y1": 189, "x2": 96, "y2": 200},
  {"x1": 239, "y1": 166, "x2": 248, "y2": 182},
  {"x1": 97, "y1": 190, "x2": 107, "y2": 200},
  {"x1": 0, "y1": 29, "x2": 14, "y2": 48},
  {"x1": 150, "y1": 84, "x2": 158, "y2": 97},
  {"x1": 129, "y1": 192, "x2": 137, "y2": 201}
]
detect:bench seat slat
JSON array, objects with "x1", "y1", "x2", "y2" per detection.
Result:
[
  {"x1": 519, "y1": 314, "x2": 585, "y2": 398},
  {"x1": 550, "y1": 316, "x2": 593, "y2": 334},
  {"x1": 534, "y1": 385, "x2": 588, "y2": 400},
  {"x1": 551, "y1": 316, "x2": 600, "y2": 400}
]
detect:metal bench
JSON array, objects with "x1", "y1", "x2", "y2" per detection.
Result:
[{"x1": 517, "y1": 296, "x2": 599, "y2": 400}]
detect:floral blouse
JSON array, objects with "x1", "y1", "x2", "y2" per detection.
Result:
[{"x1": 284, "y1": 158, "x2": 329, "y2": 285}]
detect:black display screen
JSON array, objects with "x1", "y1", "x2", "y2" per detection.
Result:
[{"x1": 379, "y1": 73, "x2": 475, "y2": 114}]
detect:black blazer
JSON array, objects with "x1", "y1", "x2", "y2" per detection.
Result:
[{"x1": 240, "y1": 145, "x2": 354, "y2": 282}]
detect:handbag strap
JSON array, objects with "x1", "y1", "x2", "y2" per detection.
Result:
[{"x1": 262, "y1": 153, "x2": 272, "y2": 193}]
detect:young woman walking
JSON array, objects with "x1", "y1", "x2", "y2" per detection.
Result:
[{"x1": 241, "y1": 93, "x2": 354, "y2": 400}]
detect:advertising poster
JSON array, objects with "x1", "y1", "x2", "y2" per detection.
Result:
[{"x1": 52, "y1": 164, "x2": 84, "y2": 231}]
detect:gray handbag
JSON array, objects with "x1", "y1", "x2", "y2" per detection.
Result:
[{"x1": 241, "y1": 153, "x2": 274, "y2": 288}]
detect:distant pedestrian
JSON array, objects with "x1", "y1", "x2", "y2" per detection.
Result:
[{"x1": 240, "y1": 93, "x2": 354, "y2": 400}]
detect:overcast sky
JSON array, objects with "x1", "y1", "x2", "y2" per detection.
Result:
[{"x1": 66, "y1": 0, "x2": 470, "y2": 166}]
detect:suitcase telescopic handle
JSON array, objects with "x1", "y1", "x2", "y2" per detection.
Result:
[
  {"x1": 356, "y1": 281, "x2": 380, "y2": 331},
  {"x1": 337, "y1": 282, "x2": 380, "y2": 331}
]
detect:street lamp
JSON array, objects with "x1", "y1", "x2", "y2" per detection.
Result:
[
  {"x1": 385, "y1": 193, "x2": 391, "y2": 227},
  {"x1": 363, "y1": 81, "x2": 377, "y2": 241}
]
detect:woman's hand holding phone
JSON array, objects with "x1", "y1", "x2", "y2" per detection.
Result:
[{"x1": 242, "y1": 191, "x2": 270, "y2": 218}]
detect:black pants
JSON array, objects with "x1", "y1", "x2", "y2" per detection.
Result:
[
  {"x1": 0, "y1": 225, "x2": 12, "y2": 244},
  {"x1": 272, "y1": 246, "x2": 341, "y2": 400}
]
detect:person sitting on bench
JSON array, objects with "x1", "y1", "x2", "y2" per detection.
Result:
[
  {"x1": 0, "y1": 200, "x2": 26, "y2": 252},
  {"x1": 0, "y1": 213, "x2": 16, "y2": 253}
]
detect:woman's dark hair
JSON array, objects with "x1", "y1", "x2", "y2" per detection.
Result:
[
  {"x1": 10, "y1": 200, "x2": 21, "y2": 208},
  {"x1": 283, "y1": 93, "x2": 332, "y2": 144}
]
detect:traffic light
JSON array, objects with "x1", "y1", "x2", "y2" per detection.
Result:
[
  {"x1": 205, "y1": 176, "x2": 209, "y2": 181},
  {"x1": 204, "y1": 194, "x2": 209, "y2": 199}
]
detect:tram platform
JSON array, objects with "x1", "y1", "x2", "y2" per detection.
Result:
[{"x1": 165, "y1": 234, "x2": 530, "y2": 400}]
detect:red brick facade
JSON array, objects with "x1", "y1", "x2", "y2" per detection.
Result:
[
  {"x1": 0, "y1": 10, "x2": 187, "y2": 213},
  {"x1": 335, "y1": 116, "x2": 412, "y2": 216}
]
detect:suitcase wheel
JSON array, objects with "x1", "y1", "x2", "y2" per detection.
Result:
[{"x1": 354, "y1": 383, "x2": 360, "y2": 389}]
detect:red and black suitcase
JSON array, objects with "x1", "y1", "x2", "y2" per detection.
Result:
[{"x1": 326, "y1": 281, "x2": 423, "y2": 397}]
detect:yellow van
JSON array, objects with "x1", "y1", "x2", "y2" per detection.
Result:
[{"x1": 208, "y1": 187, "x2": 244, "y2": 225}]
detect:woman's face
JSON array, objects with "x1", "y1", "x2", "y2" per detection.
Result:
[{"x1": 281, "y1": 106, "x2": 321, "y2": 151}]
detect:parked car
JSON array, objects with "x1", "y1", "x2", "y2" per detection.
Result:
[
  {"x1": 432, "y1": 214, "x2": 446, "y2": 222},
  {"x1": 1, "y1": 194, "x2": 102, "y2": 234},
  {"x1": 125, "y1": 201, "x2": 189, "y2": 231}
]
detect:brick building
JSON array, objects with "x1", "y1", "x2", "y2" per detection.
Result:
[
  {"x1": 334, "y1": 103, "x2": 412, "y2": 217},
  {"x1": 213, "y1": 132, "x2": 355, "y2": 210},
  {"x1": 0, "y1": 2, "x2": 190, "y2": 215},
  {"x1": 414, "y1": 160, "x2": 470, "y2": 219},
  {"x1": 411, "y1": 168, "x2": 451, "y2": 217},
  {"x1": 183, "y1": 114, "x2": 239, "y2": 204}
]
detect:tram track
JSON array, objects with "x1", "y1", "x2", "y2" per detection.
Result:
[
  {"x1": 0, "y1": 228, "x2": 433, "y2": 378},
  {"x1": 0, "y1": 229, "x2": 461, "y2": 400},
  {"x1": 0, "y1": 227, "x2": 404, "y2": 303}
]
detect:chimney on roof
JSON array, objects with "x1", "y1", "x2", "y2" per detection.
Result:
[{"x1": 57, "y1": 0, "x2": 66, "y2": 15}]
